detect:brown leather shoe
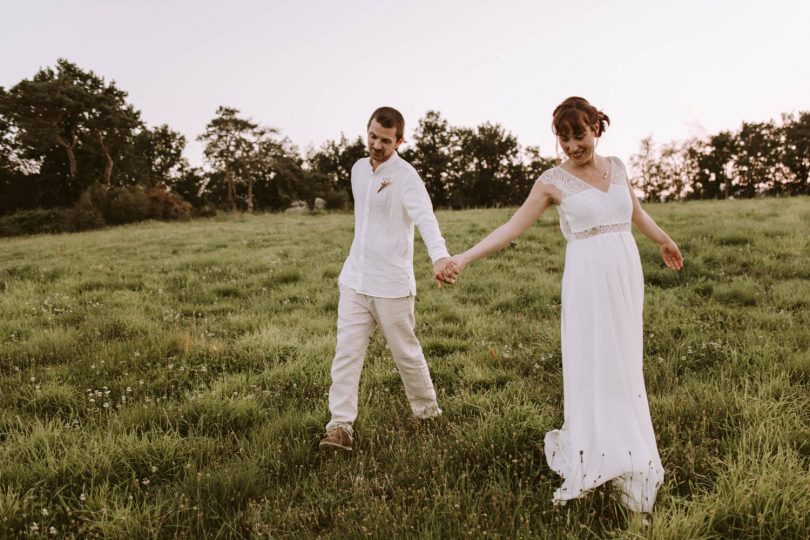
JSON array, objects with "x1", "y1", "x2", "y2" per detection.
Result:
[{"x1": 319, "y1": 426, "x2": 352, "y2": 451}]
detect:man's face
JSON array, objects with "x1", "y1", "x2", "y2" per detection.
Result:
[{"x1": 367, "y1": 119, "x2": 402, "y2": 166}]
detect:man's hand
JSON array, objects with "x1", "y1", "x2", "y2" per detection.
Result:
[{"x1": 433, "y1": 257, "x2": 460, "y2": 287}]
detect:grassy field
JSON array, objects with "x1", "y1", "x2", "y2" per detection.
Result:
[{"x1": 0, "y1": 197, "x2": 808, "y2": 539}]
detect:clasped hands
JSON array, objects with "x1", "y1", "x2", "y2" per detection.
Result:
[{"x1": 432, "y1": 255, "x2": 466, "y2": 287}]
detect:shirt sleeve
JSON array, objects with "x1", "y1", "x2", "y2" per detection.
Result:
[{"x1": 402, "y1": 172, "x2": 451, "y2": 263}]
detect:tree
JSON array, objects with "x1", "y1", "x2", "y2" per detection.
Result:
[
  {"x1": 0, "y1": 59, "x2": 92, "y2": 179},
  {"x1": 306, "y1": 135, "x2": 366, "y2": 204},
  {"x1": 198, "y1": 107, "x2": 309, "y2": 212},
  {"x1": 253, "y1": 147, "x2": 308, "y2": 211},
  {"x1": 0, "y1": 91, "x2": 14, "y2": 174},
  {"x1": 245, "y1": 128, "x2": 287, "y2": 212},
  {"x1": 133, "y1": 124, "x2": 189, "y2": 188},
  {"x1": 781, "y1": 111, "x2": 810, "y2": 195},
  {"x1": 730, "y1": 121, "x2": 785, "y2": 197},
  {"x1": 685, "y1": 131, "x2": 736, "y2": 199},
  {"x1": 452, "y1": 122, "x2": 524, "y2": 208},
  {"x1": 401, "y1": 111, "x2": 457, "y2": 207},
  {"x1": 630, "y1": 136, "x2": 662, "y2": 201},
  {"x1": 630, "y1": 137, "x2": 693, "y2": 201},
  {"x1": 86, "y1": 82, "x2": 142, "y2": 188},
  {"x1": 197, "y1": 106, "x2": 258, "y2": 211},
  {"x1": 522, "y1": 145, "x2": 558, "y2": 199},
  {"x1": 658, "y1": 141, "x2": 694, "y2": 200},
  {"x1": 167, "y1": 166, "x2": 206, "y2": 210},
  {"x1": 0, "y1": 58, "x2": 151, "y2": 211},
  {"x1": 0, "y1": 103, "x2": 25, "y2": 213}
]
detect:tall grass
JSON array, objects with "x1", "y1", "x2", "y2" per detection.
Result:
[{"x1": 0, "y1": 198, "x2": 808, "y2": 538}]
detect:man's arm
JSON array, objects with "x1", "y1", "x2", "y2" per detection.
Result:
[{"x1": 401, "y1": 172, "x2": 452, "y2": 285}]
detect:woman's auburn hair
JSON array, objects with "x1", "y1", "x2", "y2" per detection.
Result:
[{"x1": 552, "y1": 96, "x2": 610, "y2": 137}]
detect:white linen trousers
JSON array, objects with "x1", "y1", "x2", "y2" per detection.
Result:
[{"x1": 326, "y1": 286, "x2": 441, "y2": 434}]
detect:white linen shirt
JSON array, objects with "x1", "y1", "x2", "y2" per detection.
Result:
[{"x1": 338, "y1": 153, "x2": 450, "y2": 298}]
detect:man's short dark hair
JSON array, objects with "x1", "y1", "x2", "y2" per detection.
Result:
[{"x1": 368, "y1": 107, "x2": 405, "y2": 141}]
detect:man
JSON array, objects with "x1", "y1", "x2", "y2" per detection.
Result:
[{"x1": 319, "y1": 106, "x2": 457, "y2": 451}]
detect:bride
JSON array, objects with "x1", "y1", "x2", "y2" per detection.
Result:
[{"x1": 440, "y1": 97, "x2": 683, "y2": 514}]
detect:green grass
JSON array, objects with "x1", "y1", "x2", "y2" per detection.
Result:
[{"x1": 0, "y1": 197, "x2": 808, "y2": 539}]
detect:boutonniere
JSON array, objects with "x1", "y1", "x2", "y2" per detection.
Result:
[{"x1": 377, "y1": 178, "x2": 391, "y2": 193}]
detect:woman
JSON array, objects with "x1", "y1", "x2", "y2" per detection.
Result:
[{"x1": 442, "y1": 97, "x2": 683, "y2": 513}]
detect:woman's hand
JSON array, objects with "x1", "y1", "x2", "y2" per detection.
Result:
[
  {"x1": 449, "y1": 254, "x2": 467, "y2": 274},
  {"x1": 659, "y1": 239, "x2": 683, "y2": 271}
]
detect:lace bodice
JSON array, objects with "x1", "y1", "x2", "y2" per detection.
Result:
[{"x1": 536, "y1": 157, "x2": 633, "y2": 242}]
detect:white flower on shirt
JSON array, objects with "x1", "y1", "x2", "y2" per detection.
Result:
[{"x1": 377, "y1": 178, "x2": 391, "y2": 193}]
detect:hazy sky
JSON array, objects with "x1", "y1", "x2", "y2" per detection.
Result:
[{"x1": 3, "y1": 0, "x2": 809, "y2": 169}]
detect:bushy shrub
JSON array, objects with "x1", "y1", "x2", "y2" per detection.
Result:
[
  {"x1": 145, "y1": 187, "x2": 192, "y2": 220},
  {"x1": 65, "y1": 190, "x2": 106, "y2": 231},
  {"x1": 0, "y1": 208, "x2": 71, "y2": 237},
  {"x1": 0, "y1": 184, "x2": 197, "y2": 237},
  {"x1": 103, "y1": 186, "x2": 152, "y2": 225},
  {"x1": 322, "y1": 189, "x2": 350, "y2": 210},
  {"x1": 82, "y1": 183, "x2": 108, "y2": 212}
]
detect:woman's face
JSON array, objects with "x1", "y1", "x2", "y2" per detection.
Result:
[{"x1": 558, "y1": 123, "x2": 599, "y2": 165}]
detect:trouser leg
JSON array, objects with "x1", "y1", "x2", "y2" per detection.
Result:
[
  {"x1": 372, "y1": 295, "x2": 441, "y2": 418},
  {"x1": 326, "y1": 287, "x2": 376, "y2": 433}
]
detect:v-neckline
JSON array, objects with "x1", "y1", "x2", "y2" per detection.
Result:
[{"x1": 558, "y1": 158, "x2": 614, "y2": 194}]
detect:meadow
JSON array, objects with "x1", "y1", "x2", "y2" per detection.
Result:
[{"x1": 0, "y1": 197, "x2": 808, "y2": 539}]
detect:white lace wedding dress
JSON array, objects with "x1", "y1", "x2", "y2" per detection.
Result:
[{"x1": 537, "y1": 157, "x2": 663, "y2": 512}]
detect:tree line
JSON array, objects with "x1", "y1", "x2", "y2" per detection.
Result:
[
  {"x1": 0, "y1": 60, "x2": 554, "y2": 225},
  {"x1": 1, "y1": 59, "x2": 807, "y2": 235},
  {"x1": 630, "y1": 113, "x2": 810, "y2": 201}
]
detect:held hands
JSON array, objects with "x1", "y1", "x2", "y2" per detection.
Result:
[
  {"x1": 433, "y1": 256, "x2": 461, "y2": 287},
  {"x1": 660, "y1": 239, "x2": 684, "y2": 271}
]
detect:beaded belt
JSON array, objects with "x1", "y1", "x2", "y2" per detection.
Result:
[{"x1": 566, "y1": 222, "x2": 631, "y2": 242}]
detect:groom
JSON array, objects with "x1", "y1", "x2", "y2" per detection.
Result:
[{"x1": 319, "y1": 106, "x2": 457, "y2": 451}]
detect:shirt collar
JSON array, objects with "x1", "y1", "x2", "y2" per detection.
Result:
[{"x1": 369, "y1": 151, "x2": 400, "y2": 174}]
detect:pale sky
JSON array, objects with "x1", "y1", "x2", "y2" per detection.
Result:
[{"x1": 2, "y1": 0, "x2": 809, "y2": 169}]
